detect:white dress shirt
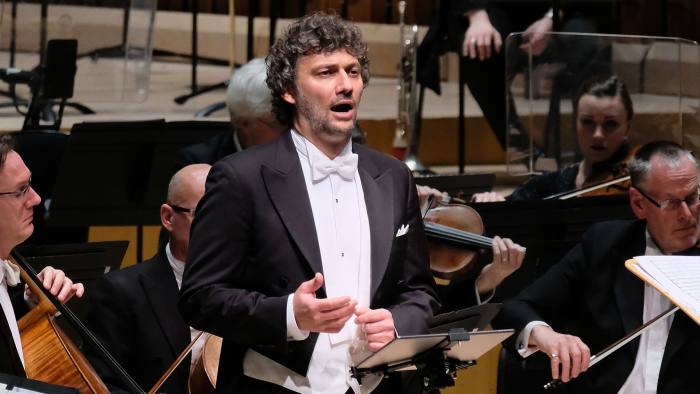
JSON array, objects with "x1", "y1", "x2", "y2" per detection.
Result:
[
  {"x1": 516, "y1": 230, "x2": 674, "y2": 393},
  {"x1": 165, "y1": 243, "x2": 206, "y2": 371},
  {"x1": 617, "y1": 232, "x2": 673, "y2": 394},
  {"x1": 0, "y1": 258, "x2": 24, "y2": 367},
  {"x1": 242, "y1": 130, "x2": 378, "y2": 393}
]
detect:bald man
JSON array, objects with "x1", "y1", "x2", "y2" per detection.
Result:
[{"x1": 86, "y1": 164, "x2": 211, "y2": 394}]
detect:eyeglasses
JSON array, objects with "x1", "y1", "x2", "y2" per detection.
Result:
[
  {"x1": 169, "y1": 204, "x2": 194, "y2": 215},
  {"x1": 636, "y1": 186, "x2": 700, "y2": 211},
  {"x1": 0, "y1": 177, "x2": 32, "y2": 199}
]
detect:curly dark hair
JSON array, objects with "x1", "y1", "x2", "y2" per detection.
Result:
[
  {"x1": 266, "y1": 11, "x2": 370, "y2": 127},
  {"x1": 0, "y1": 133, "x2": 14, "y2": 169}
]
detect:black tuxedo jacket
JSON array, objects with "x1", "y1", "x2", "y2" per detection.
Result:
[
  {"x1": 494, "y1": 220, "x2": 700, "y2": 394},
  {"x1": 0, "y1": 284, "x2": 26, "y2": 377},
  {"x1": 180, "y1": 131, "x2": 440, "y2": 392},
  {"x1": 176, "y1": 132, "x2": 238, "y2": 169},
  {"x1": 86, "y1": 249, "x2": 191, "y2": 394}
]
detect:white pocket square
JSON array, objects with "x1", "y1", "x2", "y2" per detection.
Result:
[{"x1": 395, "y1": 224, "x2": 409, "y2": 237}]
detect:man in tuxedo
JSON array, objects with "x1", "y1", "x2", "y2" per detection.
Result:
[
  {"x1": 495, "y1": 140, "x2": 700, "y2": 393},
  {"x1": 0, "y1": 134, "x2": 84, "y2": 377},
  {"x1": 177, "y1": 58, "x2": 286, "y2": 168},
  {"x1": 179, "y1": 12, "x2": 440, "y2": 393},
  {"x1": 86, "y1": 164, "x2": 210, "y2": 393}
]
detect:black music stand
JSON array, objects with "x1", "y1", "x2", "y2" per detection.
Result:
[
  {"x1": 352, "y1": 327, "x2": 513, "y2": 394},
  {"x1": 15, "y1": 241, "x2": 128, "y2": 322},
  {"x1": 0, "y1": 373, "x2": 79, "y2": 394},
  {"x1": 415, "y1": 173, "x2": 494, "y2": 201},
  {"x1": 47, "y1": 120, "x2": 229, "y2": 262},
  {"x1": 471, "y1": 194, "x2": 635, "y2": 300},
  {"x1": 429, "y1": 302, "x2": 501, "y2": 333}
]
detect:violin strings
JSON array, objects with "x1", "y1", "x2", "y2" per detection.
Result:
[
  {"x1": 424, "y1": 222, "x2": 493, "y2": 248},
  {"x1": 426, "y1": 221, "x2": 493, "y2": 244}
]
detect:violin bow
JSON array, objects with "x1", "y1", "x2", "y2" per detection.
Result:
[{"x1": 148, "y1": 331, "x2": 205, "y2": 394}]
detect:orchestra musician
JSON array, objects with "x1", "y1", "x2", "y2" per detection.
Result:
[
  {"x1": 176, "y1": 58, "x2": 286, "y2": 169},
  {"x1": 178, "y1": 12, "x2": 440, "y2": 393},
  {"x1": 0, "y1": 134, "x2": 84, "y2": 377},
  {"x1": 473, "y1": 74, "x2": 635, "y2": 202},
  {"x1": 494, "y1": 140, "x2": 700, "y2": 393},
  {"x1": 85, "y1": 164, "x2": 211, "y2": 393},
  {"x1": 417, "y1": 0, "x2": 611, "y2": 149}
]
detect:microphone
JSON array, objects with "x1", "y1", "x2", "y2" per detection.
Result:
[{"x1": 0, "y1": 67, "x2": 36, "y2": 84}]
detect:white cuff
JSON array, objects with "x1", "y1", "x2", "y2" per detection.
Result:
[
  {"x1": 516, "y1": 321, "x2": 549, "y2": 358},
  {"x1": 286, "y1": 293, "x2": 309, "y2": 341}
]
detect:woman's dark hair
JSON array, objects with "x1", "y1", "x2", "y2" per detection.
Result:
[
  {"x1": 573, "y1": 75, "x2": 634, "y2": 122},
  {"x1": 266, "y1": 11, "x2": 370, "y2": 127}
]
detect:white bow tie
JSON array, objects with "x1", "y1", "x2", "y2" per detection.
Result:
[
  {"x1": 311, "y1": 153, "x2": 358, "y2": 182},
  {"x1": 0, "y1": 259, "x2": 20, "y2": 287}
]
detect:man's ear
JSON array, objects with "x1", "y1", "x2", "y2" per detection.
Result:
[
  {"x1": 160, "y1": 204, "x2": 174, "y2": 232},
  {"x1": 282, "y1": 90, "x2": 296, "y2": 105},
  {"x1": 629, "y1": 187, "x2": 647, "y2": 220}
]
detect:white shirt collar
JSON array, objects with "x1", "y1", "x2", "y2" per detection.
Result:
[
  {"x1": 0, "y1": 258, "x2": 20, "y2": 287},
  {"x1": 165, "y1": 242, "x2": 185, "y2": 289},
  {"x1": 290, "y1": 129, "x2": 353, "y2": 163}
]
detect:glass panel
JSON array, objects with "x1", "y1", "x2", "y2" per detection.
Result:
[
  {"x1": 505, "y1": 32, "x2": 699, "y2": 175},
  {"x1": 0, "y1": 0, "x2": 155, "y2": 103}
]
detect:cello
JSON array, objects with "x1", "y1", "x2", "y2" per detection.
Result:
[{"x1": 12, "y1": 249, "x2": 145, "y2": 394}]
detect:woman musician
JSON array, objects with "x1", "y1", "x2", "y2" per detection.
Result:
[{"x1": 473, "y1": 74, "x2": 635, "y2": 202}]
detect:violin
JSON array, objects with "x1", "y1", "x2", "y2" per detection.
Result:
[
  {"x1": 422, "y1": 203, "x2": 494, "y2": 284},
  {"x1": 546, "y1": 144, "x2": 638, "y2": 200}
]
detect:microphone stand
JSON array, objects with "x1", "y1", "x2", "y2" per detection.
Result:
[{"x1": 544, "y1": 306, "x2": 679, "y2": 390}]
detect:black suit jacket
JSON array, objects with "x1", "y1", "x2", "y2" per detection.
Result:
[
  {"x1": 494, "y1": 220, "x2": 700, "y2": 394},
  {"x1": 179, "y1": 131, "x2": 440, "y2": 392},
  {"x1": 176, "y1": 132, "x2": 238, "y2": 169},
  {"x1": 86, "y1": 249, "x2": 191, "y2": 394},
  {"x1": 0, "y1": 284, "x2": 26, "y2": 377}
]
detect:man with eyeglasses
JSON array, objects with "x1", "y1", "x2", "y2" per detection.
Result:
[
  {"x1": 85, "y1": 163, "x2": 211, "y2": 393},
  {"x1": 494, "y1": 140, "x2": 700, "y2": 393},
  {"x1": 0, "y1": 134, "x2": 84, "y2": 377}
]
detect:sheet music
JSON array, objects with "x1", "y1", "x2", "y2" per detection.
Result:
[{"x1": 633, "y1": 255, "x2": 700, "y2": 323}]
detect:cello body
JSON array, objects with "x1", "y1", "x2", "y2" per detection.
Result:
[{"x1": 18, "y1": 269, "x2": 110, "y2": 394}]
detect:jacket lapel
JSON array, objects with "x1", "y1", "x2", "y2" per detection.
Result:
[
  {"x1": 658, "y1": 246, "x2": 700, "y2": 380},
  {"x1": 356, "y1": 145, "x2": 394, "y2": 300},
  {"x1": 140, "y1": 251, "x2": 191, "y2": 357},
  {"x1": 613, "y1": 221, "x2": 646, "y2": 335},
  {"x1": 659, "y1": 312, "x2": 692, "y2": 383},
  {"x1": 262, "y1": 133, "x2": 324, "y2": 278}
]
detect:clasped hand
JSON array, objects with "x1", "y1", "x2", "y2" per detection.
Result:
[{"x1": 293, "y1": 273, "x2": 395, "y2": 351}]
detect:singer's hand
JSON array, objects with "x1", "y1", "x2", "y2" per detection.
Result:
[
  {"x1": 530, "y1": 325, "x2": 590, "y2": 382},
  {"x1": 293, "y1": 273, "x2": 356, "y2": 333}
]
